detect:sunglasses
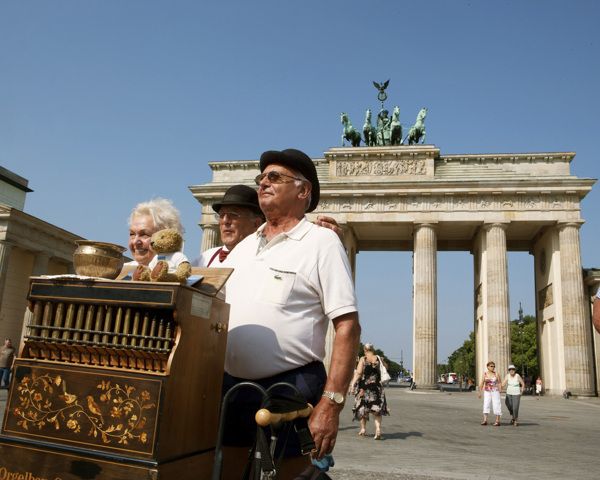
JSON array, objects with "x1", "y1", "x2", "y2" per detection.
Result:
[
  {"x1": 488, "y1": 365, "x2": 495, "y2": 368},
  {"x1": 214, "y1": 211, "x2": 255, "y2": 221},
  {"x1": 254, "y1": 171, "x2": 304, "y2": 185}
]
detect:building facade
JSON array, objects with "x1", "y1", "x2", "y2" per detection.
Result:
[
  {"x1": 0, "y1": 168, "x2": 82, "y2": 345},
  {"x1": 190, "y1": 145, "x2": 597, "y2": 396}
]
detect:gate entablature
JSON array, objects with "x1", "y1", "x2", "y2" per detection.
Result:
[{"x1": 190, "y1": 146, "x2": 594, "y2": 254}]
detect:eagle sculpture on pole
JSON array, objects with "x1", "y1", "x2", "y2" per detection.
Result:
[{"x1": 373, "y1": 79, "x2": 390, "y2": 103}]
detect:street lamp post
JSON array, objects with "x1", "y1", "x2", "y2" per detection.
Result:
[{"x1": 518, "y1": 302, "x2": 525, "y2": 377}]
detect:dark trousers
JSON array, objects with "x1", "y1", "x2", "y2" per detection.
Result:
[
  {"x1": 505, "y1": 394, "x2": 521, "y2": 419},
  {"x1": 0, "y1": 367, "x2": 10, "y2": 387},
  {"x1": 221, "y1": 361, "x2": 327, "y2": 457}
]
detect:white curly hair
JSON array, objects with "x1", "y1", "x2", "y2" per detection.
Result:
[{"x1": 129, "y1": 198, "x2": 184, "y2": 235}]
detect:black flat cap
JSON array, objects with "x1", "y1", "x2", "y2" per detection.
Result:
[
  {"x1": 212, "y1": 184, "x2": 262, "y2": 216},
  {"x1": 259, "y1": 148, "x2": 320, "y2": 212}
]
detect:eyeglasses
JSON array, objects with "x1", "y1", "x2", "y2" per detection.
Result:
[
  {"x1": 214, "y1": 211, "x2": 255, "y2": 221},
  {"x1": 254, "y1": 171, "x2": 304, "y2": 185}
]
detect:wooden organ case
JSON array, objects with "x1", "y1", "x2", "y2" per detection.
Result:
[{"x1": 0, "y1": 271, "x2": 231, "y2": 480}]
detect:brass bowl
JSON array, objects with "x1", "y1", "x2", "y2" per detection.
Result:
[{"x1": 73, "y1": 241, "x2": 127, "y2": 279}]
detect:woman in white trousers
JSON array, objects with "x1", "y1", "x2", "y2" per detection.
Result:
[{"x1": 478, "y1": 361, "x2": 502, "y2": 426}]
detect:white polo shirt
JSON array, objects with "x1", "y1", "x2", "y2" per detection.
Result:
[{"x1": 224, "y1": 218, "x2": 357, "y2": 379}]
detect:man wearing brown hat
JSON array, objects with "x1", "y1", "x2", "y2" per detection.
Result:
[
  {"x1": 198, "y1": 184, "x2": 264, "y2": 267},
  {"x1": 221, "y1": 149, "x2": 361, "y2": 478}
]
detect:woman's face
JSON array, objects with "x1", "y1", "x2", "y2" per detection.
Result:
[
  {"x1": 129, "y1": 214, "x2": 157, "y2": 266},
  {"x1": 487, "y1": 363, "x2": 495, "y2": 371}
]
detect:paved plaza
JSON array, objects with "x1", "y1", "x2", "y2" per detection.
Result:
[
  {"x1": 332, "y1": 385, "x2": 600, "y2": 479},
  {"x1": 1, "y1": 385, "x2": 599, "y2": 479}
]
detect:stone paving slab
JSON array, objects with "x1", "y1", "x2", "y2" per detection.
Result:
[
  {"x1": 330, "y1": 386, "x2": 600, "y2": 479},
  {"x1": 1, "y1": 385, "x2": 599, "y2": 479}
]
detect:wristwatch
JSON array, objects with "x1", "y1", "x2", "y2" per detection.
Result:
[{"x1": 322, "y1": 390, "x2": 345, "y2": 406}]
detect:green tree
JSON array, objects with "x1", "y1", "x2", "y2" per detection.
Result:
[
  {"x1": 510, "y1": 314, "x2": 538, "y2": 379},
  {"x1": 447, "y1": 331, "x2": 476, "y2": 380},
  {"x1": 445, "y1": 313, "x2": 538, "y2": 382}
]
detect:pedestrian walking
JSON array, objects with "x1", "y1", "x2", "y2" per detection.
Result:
[
  {"x1": 535, "y1": 376, "x2": 543, "y2": 399},
  {"x1": 502, "y1": 364, "x2": 524, "y2": 426},
  {"x1": 350, "y1": 343, "x2": 390, "y2": 440},
  {"x1": 478, "y1": 360, "x2": 502, "y2": 426},
  {"x1": 0, "y1": 338, "x2": 15, "y2": 389}
]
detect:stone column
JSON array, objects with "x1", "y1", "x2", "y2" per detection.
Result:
[
  {"x1": 20, "y1": 251, "x2": 53, "y2": 344},
  {"x1": 32, "y1": 251, "x2": 51, "y2": 275},
  {"x1": 412, "y1": 223, "x2": 437, "y2": 389},
  {"x1": 558, "y1": 222, "x2": 595, "y2": 396},
  {"x1": 342, "y1": 226, "x2": 358, "y2": 282},
  {"x1": 484, "y1": 223, "x2": 511, "y2": 379},
  {"x1": 200, "y1": 224, "x2": 220, "y2": 253},
  {"x1": 0, "y1": 240, "x2": 14, "y2": 305}
]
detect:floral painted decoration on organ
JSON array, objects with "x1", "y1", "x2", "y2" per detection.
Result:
[{"x1": 12, "y1": 373, "x2": 156, "y2": 446}]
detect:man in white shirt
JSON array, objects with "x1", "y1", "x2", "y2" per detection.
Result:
[{"x1": 221, "y1": 148, "x2": 361, "y2": 479}]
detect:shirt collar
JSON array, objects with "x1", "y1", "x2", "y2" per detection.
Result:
[{"x1": 254, "y1": 217, "x2": 311, "y2": 241}]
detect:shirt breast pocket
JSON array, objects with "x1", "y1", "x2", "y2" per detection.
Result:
[{"x1": 259, "y1": 267, "x2": 296, "y2": 305}]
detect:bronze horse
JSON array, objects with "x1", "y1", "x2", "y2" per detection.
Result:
[
  {"x1": 390, "y1": 106, "x2": 402, "y2": 145},
  {"x1": 362, "y1": 109, "x2": 376, "y2": 146},
  {"x1": 405, "y1": 107, "x2": 427, "y2": 145},
  {"x1": 341, "y1": 112, "x2": 361, "y2": 147}
]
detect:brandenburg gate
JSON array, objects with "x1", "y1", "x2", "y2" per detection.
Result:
[{"x1": 190, "y1": 145, "x2": 597, "y2": 396}]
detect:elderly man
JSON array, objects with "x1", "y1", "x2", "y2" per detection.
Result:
[
  {"x1": 221, "y1": 149, "x2": 361, "y2": 479},
  {"x1": 199, "y1": 185, "x2": 264, "y2": 267}
]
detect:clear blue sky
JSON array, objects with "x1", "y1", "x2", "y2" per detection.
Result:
[{"x1": 1, "y1": 1, "x2": 598, "y2": 369}]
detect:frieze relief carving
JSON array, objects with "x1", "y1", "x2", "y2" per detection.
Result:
[
  {"x1": 335, "y1": 158, "x2": 427, "y2": 177},
  {"x1": 315, "y1": 193, "x2": 573, "y2": 214}
]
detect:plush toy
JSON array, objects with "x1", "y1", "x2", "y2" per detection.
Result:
[{"x1": 133, "y1": 228, "x2": 191, "y2": 284}]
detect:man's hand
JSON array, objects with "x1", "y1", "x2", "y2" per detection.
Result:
[
  {"x1": 308, "y1": 399, "x2": 342, "y2": 459},
  {"x1": 314, "y1": 215, "x2": 344, "y2": 241}
]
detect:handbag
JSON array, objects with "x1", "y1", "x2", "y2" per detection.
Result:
[{"x1": 377, "y1": 355, "x2": 391, "y2": 386}]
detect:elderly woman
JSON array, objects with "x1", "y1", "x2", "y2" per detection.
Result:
[
  {"x1": 478, "y1": 360, "x2": 502, "y2": 426},
  {"x1": 127, "y1": 198, "x2": 184, "y2": 267},
  {"x1": 350, "y1": 343, "x2": 390, "y2": 440},
  {"x1": 502, "y1": 364, "x2": 525, "y2": 426}
]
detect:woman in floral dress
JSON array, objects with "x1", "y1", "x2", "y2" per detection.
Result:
[{"x1": 350, "y1": 343, "x2": 390, "y2": 440}]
